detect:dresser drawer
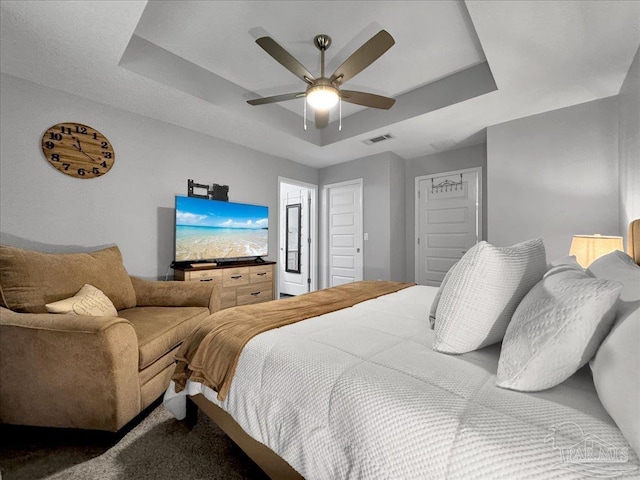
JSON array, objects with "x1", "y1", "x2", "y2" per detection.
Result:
[
  {"x1": 249, "y1": 265, "x2": 273, "y2": 283},
  {"x1": 223, "y1": 267, "x2": 249, "y2": 286},
  {"x1": 178, "y1": 269, "x2": 222, "y2": 282},
  {"x1": 236, "y1": 282, "x2": 273, "y2": 306}
]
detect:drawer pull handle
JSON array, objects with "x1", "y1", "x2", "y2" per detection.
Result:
[
  {"x1": 231, "y1": 275, "x2": 242, "y2": 279},
  {"x1": 257, "y1": 272, "x2": 267, "y2": 276},
  {"x1": 250, "y1": 291, "x2": 261, "y2": 296},
  {"x1": 199, "y1": 278, "x2": 213, "y2": 282}
]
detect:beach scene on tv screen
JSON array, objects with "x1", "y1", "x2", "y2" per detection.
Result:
[{"x1": 175, "y1": 197, "x2": 268, "y2": 261}]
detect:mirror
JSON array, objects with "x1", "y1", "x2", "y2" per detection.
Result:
[{"x1": 285, "y1": 203, "x2": 302, "y2": 273}]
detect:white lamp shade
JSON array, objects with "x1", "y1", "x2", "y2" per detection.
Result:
[{"x1": 569, "y1": 234, "x2": 624, "y2": 267}]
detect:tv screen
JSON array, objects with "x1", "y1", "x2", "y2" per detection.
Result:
[{"x1": 174, "y1": 195, "x2": 269, "y2": 263}]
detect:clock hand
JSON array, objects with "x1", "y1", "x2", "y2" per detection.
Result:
[
  {"x1": 80, "y1": 150, "x2": 99, "y2": 163},
  {"x1": 70, "y1": 138, "x2": 84, "y2": 153}
]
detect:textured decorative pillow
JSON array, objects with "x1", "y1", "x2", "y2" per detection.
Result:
[
  {"x1": 428, "y1": 261, "x2": 458, "y2": 329},
  {"x1": 0, "y1": 244, "x2": 136, "y2": 313},
  {"x1": 46, "y1": 284, "x2": 118, "y2": 317},
  {"x1": 588, "y1": 250, "x2": 640, "y2": 456},
  {"x1": 496, "y1": 268, "x2": 622, "y2": 391},
  {"x1": 433, "y1": 238, "x2": 546, "y2": 354}
]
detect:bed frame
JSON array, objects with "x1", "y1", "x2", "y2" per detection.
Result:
[
  {"x1": 187, "y1": 394, "x2": 302, "y2": 479},
  {"x1": 629, "y1": 218, "x2": 640, "y2": 265},
  {"x1": 185, "y1": 219, "x2": 640, "y2": 479}
]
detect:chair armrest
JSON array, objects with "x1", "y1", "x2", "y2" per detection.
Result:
[
  {"x1": 130, "y1": 276, "x2": 220, "y2": 313},
  {"x1": 0, "y1": 307, "x2": 141, "y2": 431}
]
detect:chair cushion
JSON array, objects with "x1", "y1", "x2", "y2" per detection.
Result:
[
  {"x1": 119, "y1": 306, "x2": 210, "y2": 369},
  {"x1": 0, "y1": 244, "x2": 136, "y2": 313}
]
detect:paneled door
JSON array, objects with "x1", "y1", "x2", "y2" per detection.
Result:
[
  {"x1": 323, "y1": 179, "x2": 363, "y2": 287},
  {"x1": 416, "y1": 168, "x2": 481, "y2": 286}
]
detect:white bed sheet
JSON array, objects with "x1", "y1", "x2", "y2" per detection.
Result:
[{"x1": 164, "y1": 285, "x2": 640, "y2": 479}]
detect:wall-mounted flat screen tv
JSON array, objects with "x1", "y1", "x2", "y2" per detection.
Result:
[{"x1": 174, "y1": 195, "x2": 269, "y2": 263}]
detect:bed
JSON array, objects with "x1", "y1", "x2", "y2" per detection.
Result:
[{"x1": 164, "y1": 221, "x2": 640, "y2": 479}]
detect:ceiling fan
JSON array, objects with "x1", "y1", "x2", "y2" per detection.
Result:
[{"x1": 247, "y1": 30, "x2": 396, "y2": 129}]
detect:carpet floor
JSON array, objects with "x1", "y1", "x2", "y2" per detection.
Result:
[{"x1": 0, "y1": 400, "x2": 270, "y2": 480}]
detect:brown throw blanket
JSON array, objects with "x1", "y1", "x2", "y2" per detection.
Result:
[{"x1": 172, "y1": 280, "x2": 414, "y2": 400}]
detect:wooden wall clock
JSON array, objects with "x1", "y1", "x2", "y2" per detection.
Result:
[{"x1": 41, "y1": 122, "x2": 115, "y2": 178}]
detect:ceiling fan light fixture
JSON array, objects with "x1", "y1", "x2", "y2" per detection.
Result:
[{"x1": 306, "y1": 84, "x2": 339, "y2": 110}]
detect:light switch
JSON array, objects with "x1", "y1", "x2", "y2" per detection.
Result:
[{"x1": 364, "y1": 233, "x2": 369, "y2": 241}]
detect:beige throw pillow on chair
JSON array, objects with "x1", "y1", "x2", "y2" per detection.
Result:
[{"x1": 46, "y1": 284, "x2": 118, "y2": 317}]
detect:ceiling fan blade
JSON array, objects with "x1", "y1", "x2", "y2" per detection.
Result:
[
  {"x1": 340, "y1": 90, "x2": 395, "y2": 110},
  {"x1": 315, "y1": 109, "x2": 329, "y2": 129},
  {"x1": 247, "y1": 92, "x2": 305, "y2": 106},
  {"x1": 256, "y1": 37, "x2": 316, "y2": 84},
  {"x1": 329, "y1": 30, "x2": 394, "y2": 85}
]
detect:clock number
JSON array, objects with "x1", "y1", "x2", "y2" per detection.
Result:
[
  {"x1": 75, "y1": 125, "x2": 87, "y2": 135},
  {"x1": 44, "y1": 141, "x2": 54, "y2": 149},
  {"x1": 92, "y1": 133, "x2": 98, "y2": 140},
  {"x1": 49, "y1": 132, "x2": 62, "y2": 141},
  {"x1": 101, "y1": 141, "x2": 108, "y2": 148},
  {"x1": 63, "y1": 163, "x2": 70, "y2": 171},
  {"x1": 77, "y1": 168, "x2": 86, "y2": 176},
  {"x1": 51, "y1": 153, "x2": 60, "y2": 162},
  {"x1": 60, "y1": 126, "x2": 71, "y2": 135},
  {"x1": 103, "y1": 152, "x2": 112, "y2": 158},
  {"x1": 92, "y1": 167, "x2": 100, "y2": 174},
  {"x1": 100, "y1": 161, "x2": 107, "y2": 168}
]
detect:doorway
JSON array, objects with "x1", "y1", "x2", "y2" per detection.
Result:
[
  {"x1": 415, "y1": 168, "x2": 482, "y2": 286},
  {"x1": 321, "y1": 179, "x2": 364, "y2": 288},
  {"x1": 278, "y1": 178, "x2": 317, "y2": 296}
]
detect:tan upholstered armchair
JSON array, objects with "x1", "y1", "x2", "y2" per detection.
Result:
[{"x1": 0, "y1": 244, "x2": 219, "y2": 432}]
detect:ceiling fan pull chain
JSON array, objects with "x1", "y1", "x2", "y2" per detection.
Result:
[
  {"x1": 339, "y1": 97, "x2": 342, "y2": 131},
  {"x1": 303, "y1": 98, "x2": 307, "y2": 130}
]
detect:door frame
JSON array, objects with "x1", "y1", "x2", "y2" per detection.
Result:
[
  {"x1": 414, "y1": 167, "x2": 483, "y2": 284},
  {"x1": 278, "y1": 177, "x2": 318, "y2": 297},
  {"x1": 321, "y1": 178, "x2": 364, "y2": 289}
]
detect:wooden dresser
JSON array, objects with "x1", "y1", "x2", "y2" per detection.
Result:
[{"x1": 173, "y1": 261, "x2": 275, "y2": 310}]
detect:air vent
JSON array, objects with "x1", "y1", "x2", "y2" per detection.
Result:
[{"x1": 363, "y1": 133, "x2": 394, "y2": 145}]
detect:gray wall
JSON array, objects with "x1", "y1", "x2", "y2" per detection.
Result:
[
  {"x1": 486, "y1": 96, "x2": 619, "y2": 261},
  {"x1": 389, "y1": 154, "x2": 406, "y2": 282},
  {"x1": 404, "y1": 144, "x2": 487, "y2": 281},
  {"x1": 0, "y1": 73, "x2": 318, "y2": 279},
  {"x1": 618, "y1": 45, "x2": 640, "y2": 247},
  {"x1": 318, "y1": 152, "x2": 406, "y2": 282}
]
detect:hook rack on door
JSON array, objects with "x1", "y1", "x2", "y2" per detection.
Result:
[{"x1": 431, "y1": 174, "x2": 463, "y2": 194}]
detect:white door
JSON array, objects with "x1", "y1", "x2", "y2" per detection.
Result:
[
  {"x1": 279, "y1": 179, "x2": 317, "y2": 296},
  {"x1": 324, "y1": 179, "x2": 363, "y2": 287},
  {"x1": 416, "y1": 169, "x2": 481, "y2": 286}
]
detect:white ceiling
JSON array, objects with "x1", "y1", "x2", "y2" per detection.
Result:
[{"x1": 1, "y1": 1, "x2": 639, "y2": 168}]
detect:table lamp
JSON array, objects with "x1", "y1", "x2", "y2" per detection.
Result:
[{"x1": 569, "y1": 234, "x2": 624, "y2": 268}]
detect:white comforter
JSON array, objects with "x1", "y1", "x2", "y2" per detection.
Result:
[{"x1": 164, "y1": 285, "x2": 640, "y2": 479}]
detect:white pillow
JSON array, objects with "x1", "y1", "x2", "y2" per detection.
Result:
[
  {"x1": 544, "y1": 254, "x2": 584, "y2": 278},
  {"x1": 45, "y1": 284, "x2": 118, "y2": 317},
  {"x1": 588, "y1": 250, "x2": 640, "y2": 457},
  {"x1": 433, "y1": 238, "x2": 546, "y2": 354},
  {"x1": 496, "y1": 269, "x2": 622, "y2": 391},
  {"x1": 428, "y1": 261, "x2": 458, "y2": 329}
]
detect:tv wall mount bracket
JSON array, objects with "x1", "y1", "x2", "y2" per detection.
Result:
[{"x1": 187, "y1": 179, "x2": 229, "y2": 201}]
